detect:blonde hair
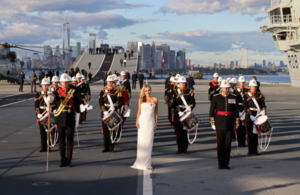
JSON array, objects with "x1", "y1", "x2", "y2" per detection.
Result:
[{"x1": 139, "y1": 84, "x2": 151, "y2": 102}]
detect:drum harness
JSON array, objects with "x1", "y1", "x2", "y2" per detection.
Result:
[
  {"x1": 177, "y1": 89, "x2": 198, "y2": 144},
  {"x1": 106, "y1": 89, "x2": 123, "y2": 143},
  {"x1": 248, "y1": 93, "x2": 272, "y2": 151},
  {"x1": 36, "y1": 95, "x2": 58, "y2": 148}
]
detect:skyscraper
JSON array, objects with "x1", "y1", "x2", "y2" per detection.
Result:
[
  {"x1": 263, "y1": 60, "x2": 266, "y2": 67},
  {"x1": 176, "y1": 50, "x2": 184, "y2": 69},
  {"x1": 76, "y1": 42, "x2": 81, "y2": 57},
  {"x1": 241, "y1": 48, "x2": 248, "y2": 68},
  {"x1": 54, "y1": 46, "x2": 61, "y2": 68},
  {"x1": 62, "y1": 15, "x2": 70, "y2": 69},
  {"x1": 21, "y1": 50, "x2": 27, "y2": 61},
  {"x1": 156, "y1": 44, "x2": 170, "y2": 69},
  {"x1": 140, "y1": 44, "x2": 152, "y2": 69},
  {"x1": 170, "y1": 50, "x2": 176, "y2": 69},
  {"x1": 88, "y1": 33, "x2": 96, "y2": 51},
  {"x1": 182, "y1": 48, "x2": 186, "y2": 67}
]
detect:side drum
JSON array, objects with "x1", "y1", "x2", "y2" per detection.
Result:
[
  {"x1": 102, "y1": 110, "x2": 123, "y2": 131},
  {"x1": 179, "y1": 112, "x2": 200, "y2": 131},
  {"x1": 254, "y1": 115, "x2": 273, "y2": 136}
]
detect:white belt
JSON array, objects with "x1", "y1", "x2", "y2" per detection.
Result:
[
  {"x1": 250, "y1": 108, "x2": 258, "y2": 111},
  {"x1": 104, "y1": 103, "x2": 116, "y2": 107},
  {"x1": 238, "y1": 103, "x2": 243, "y2": 105},
  {"x1": 81, "y1": 93, "x2": 85, "y2": 95},
  {"x1": 178, "y1": 105, "x2": 190, "y2": 108}
]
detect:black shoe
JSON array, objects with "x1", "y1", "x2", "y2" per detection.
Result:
[
  {"x1": 67, "y1": 162, "x2": 72, "y2": 167},
  {"x1": 102, "y1": 149, "x2": 110, "y2": 153},
  {"x1": 176, "y1": 150, "x2": 182, "y2": 154},
  {"x1": 247, "y1": 151, "x2": 253, "y2": 155},
  {"x1": 184, "y1": 150, "x2": 189, "y2": 154},
  {"x1": 224, "y1": 165, "x2": 231, "y2": 170},
  {"x1": 253, "y1": 151, "x2": 260, "y2": 155},
  {"x1": 110, "y1": 150, "x2": 115, "y2": 153},
  {"x1": 238, "y1": 144, "x2": 247, "y2": 147},
  {"x1": 218, "y1": 165, "x2": 224, "y2": 169},
  {"x1": 58, "y1": 163, "x2": 66, "y2": 168}
]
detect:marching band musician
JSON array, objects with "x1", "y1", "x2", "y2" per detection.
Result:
[
  {"x1": 165, "y1": 76, "x2": 175, "y2": 124},
  {"x1": 208, "y1": 73, "x2": 219, "y2": 101},
  {"x1": 99, "y1": 75, "x2": 123, "y2": 153},
  {"x1": 120, "y1": 71, "x2": 131, "y2": 99},
  {"x1": 51, "y1": 75, "x2": 60, "y2": 93},
  {"x1": 235, "y1": 76, "x2": 248, "y2": 147},
  {"x1": 171, "y1": 76, "x2": 196, "y2": 154},
  {"x1": 243, "y1": 80, "x2": 266, "y2": 155},
  {"x1": 75, "y1": 73, "x2": 86, "y2": 124},
  {"x1": 81, "y1": 76, "x2": 90, "y2": 121},
  {"x1": 35, "y1": 77, "x2": 55, "y2": 152},
  {"x1": 71, "y1": 76, "x2": 78, "y2": 87},
  {"x1": 229, "y1": 78, "x2": 237, "y2": 93},
  {"x1": 52, "y1": 73, "x2": 81, "y2": 167},
  {"x1": 117, "y1": 77, "x2": 129, "y2": 129},
  {"x1": 209, "y1": 80, "x2": 239, "y2": 170}
]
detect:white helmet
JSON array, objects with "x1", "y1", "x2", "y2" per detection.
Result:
[
  {"x1": 220, "y1": 80, "x2": 230, "y2": 88},
  {"x1": 112, "y1": 74, "x2": 118, "y2": 81},
  {"x1": 213, "y1": 73, "x2": 219, "y2": 77},
  {"x1": 76, "y1": 73, "x2": 82, "y2": 78},
  {"x1": 227, "y1": 77, "x2": 231, "y2": 81},
  {"x1": 177, "y1": 76, "x2": 187, "y2": 83},
  {"x1": 249, "y1": 80, "x2": 258, "y2": 87},
  {"x1": 52, "y1": 75, "x2": 59, "y2": 82},
  {"x1": 72, "y1": 76, "x2": 77, "y2": 82},
  {"x1": 41, "y1": 77, "x2": 50, "y2": 85},
  {"x1": 81, "y1": 75, "x2": 86, "y2": 80},
  {"x1": 106, "y1": 75, "x2": 114, "y2": 82},
  {"x1": 60, "y1": 73, "x2": 71, "y2": 82},
  {"x1": 218, "y1": 77, "x2": 223, "y2": 82},
  {"x1": 118, "y1": 77, "x2": 123, "y2": 83},
  {"x1": 121, "y1": 71, "x2": 126, "y2": 76},
  {"x1": 68, "y1": 76, "x2": 72, "y2": 82},
  {"x1": 238, "y1": 76, "x2": 245, "y2": 82},
  {"x1": 230, "y1": 78, "x2": 237, "y2": 84},
  {"x1": 175, "y1": 74, "x2": 180, "y2": 80},
  {"x1": 170, "y1": 76, "x2": 175, "y2": 83}
]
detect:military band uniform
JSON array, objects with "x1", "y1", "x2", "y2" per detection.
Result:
[
  {"x1": 208, "y1": 81, "x2": 220, "y2": 101},
  {"x1": 99, "y1": 86, "x2": 123, "y2": 152},
  {"x1": 35, "y1": 90, "x2": 56, "y2": 151},
  {"x1": 83, "y1": 82, "x2": 91, "y2": 121},
  {"x1": 53, "y1": 87, "x2": 80, "y2": 166},
  {"x1": 172, "y1": 87, "x2": 196, "y2": 153},
  {"x1": 76, "y1": 81, "x2": 86, "y2": 124},
  {"x1": 243, "y1": 91, "x2": 266, "y2": 154},
  {"x1": 209, "y1": 93, "x2": 239, "y2": 167},
  {"x1": 235, "y1": 87, "x2": 248, "y2": 146},
  {"x1": 164, "y1": 83, "x2": 173, "y2": 123},
  {"x1": 122, "y1": 79, "x2": 131, "y2": 99}
]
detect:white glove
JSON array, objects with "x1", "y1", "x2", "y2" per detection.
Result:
[
  {"x1": 37, "y1": 114, "x2": 42, "y2": 119},
  {"x1": 109, "y1": 107, "x2": 115, "y2": 112},
  {"x1": 185, "y1": 107, "x2": 191, "y2": 112},
  {"x1": 260, "y1": 110, "x2": 266, "y2": 116},
  {"x1": 212, "y1": 125, "x2": 216, "y2": 130},
  {"x1": 53, "y1": 109, "x2": 57, "y2": 114},
  {"x1": 45, "y1": 95, "x2": 54, "y2": 104},
  {"x1": 250, "y1": 115, "x2": 256, "y2": 121},
  {"x1": 103, "y1": 111, "x2": 109, "y2": 116},
  {"x1": 75, "y1": 113, "x2": 80, "y2": 128},
  {"x1": 178, "y1": 112, "x2": 184, "y2": 117}
]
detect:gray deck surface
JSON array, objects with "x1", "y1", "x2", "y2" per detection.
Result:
[
  {"x1": 109, "y1": 53, "x2": 138, "y2": 75},
  {"x1": 74, "y1": 53, "x2": 105, "y2": 77},
  {"x1": 0, "y1": 80, "x2": 299, "y2": 195}
]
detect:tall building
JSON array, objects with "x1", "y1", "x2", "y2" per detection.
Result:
[
  {"x1": 235, "y1": 61, "x2": 238, "y2": 67},
  {"x1": 170, "y1": 50, "x2": 176, "y2": 69},
  {"x1": 176, "y1": 56, "x2": 183, "y2": 69},
  {"x1": 186, "y1": 58, "x2": 191, "y2": 67},
  {"x1": 54, "y1": 46, "x2": 61, "y2": 68},
  {"x1": 32, "y1": 53, "x2": 40, "y2": 69},
  {"x1": 62, "y1": 15, "x2": 70, "y2": 69},
  {"x1": 263, "y1": 60, "x2": 266, "y2": 67},
  {"x1": 156, "y1": 44, "x2": 170, "y2": 69},
  {"x1": 21, "y1": 50, "x2": 27, "y2": 61},
  {"x1": 76, "y1": 42, "x2": 81, "y2": 57},
  {"x1": 70, "y1": 46, "x2": 77, "y2": 58},
  {"x1": 151, "y1": 41, "x2": 156, "y2": 66},
  {"x1": 127, "y1": 41, "x2": 138, "y2": 53},
  {"x1": 176, "y1": 50, "x2": 184, "y2": 69},
  {"x1": 241, "y1": 48, "x2": 248, "y2": 68},
  {"x1": 138, "y1": 42, "x2": 143, "y2": 52},
  {"x1": 280, "y1": 61, "x2": 284, "y2": 67},
  {"x1": 154, "y1": 51, "x2": 162, "y2": 68},
  {"x1": 230, "y1": 61, "x2": 234, "y2": 67},
  {"x1": 140, "y1": 44, "x2": 152, "y2": 69},
  {"x1": 88, "y1": 33, "x2": 96, "y2": 51},
  {"x1": 182, "y1": 48, "x2": 186, "y2": 67}
]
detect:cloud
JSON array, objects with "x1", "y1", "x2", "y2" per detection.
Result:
[
  {"x1": 152, "y1": 30, "x2": 276, "y2": 52},
  {"x1": 157, "y1": 31, "x2": 170, "y2": 35},
  {"x1": 130, "y1": 32, "x2": 136, "y2": 34},
  {"x1": 159, "y1": 0, "x2": 270, "y2": 15},
  {"x1": 255, "y1": 16, "x2": 268, "y2": 22},
  {"x1": 138, "y1": 34, "x2": 152, "y2": 39}
]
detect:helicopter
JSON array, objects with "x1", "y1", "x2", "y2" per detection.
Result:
[{"x1": 0, "y1": 42, "x2": 71, "y2": 83}]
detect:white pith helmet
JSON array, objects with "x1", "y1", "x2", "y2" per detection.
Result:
[
  {"x1": 220, "y1": 80, "x2": 230, "y2": 88},
  {"x1": 60, "y1": 73, "x2": 71, "y2": 82},
  {"x1": 41, "y1": 77, "x2": 50, "y2": 85},
  {"x1": 106, "y1": 75, "x2": 114, "y2": 82},
  {"x1": 238, "y1": 76, "x2": 245, "y2": 82},
  {"x1": 52, "y1": 75, "x2": 59, "y2": 82},
  {"x1": 218, "y1": 77, "x2": 223, "y2": 82},
  {"x1": 249, "y1": 80, "x2": 258, "y2": 87},
  {"x1": 213, "y1": 73, "x2": 219, "y2": 77},
  {"x1": 72, "y1": 76, "x2": 77, "y2": 82},
  {"x1": 230, "y1": 78, "x2": 237, "y2": 84},
  {"x1": 121, "y1": 71, "x2": 126, "y2": 76},
  {"x1": 177, "y1": 76, "x2": 187, "y2": 83},
  {"x1": 76, "y1": 73, "x2": 82, "y2": 78}
]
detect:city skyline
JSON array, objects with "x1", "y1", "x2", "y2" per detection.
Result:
[{"x1": 3, "y1": 0, "x2": 287, "y2": 66}]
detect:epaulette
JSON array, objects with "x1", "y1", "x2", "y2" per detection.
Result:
[
  {"x1": 229, "y1": 93, "x2": 237, "y2": 96},
  {"x1": 213, "y1": 94, "x2": 221, "y2": 97},
  {"x1": 102, "y1": 86, "x2": 107, "y2": 91}
]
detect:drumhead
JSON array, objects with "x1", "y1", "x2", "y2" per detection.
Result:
[{"x1": 254, "y1": 115, "x2": 268, "y2": 125}]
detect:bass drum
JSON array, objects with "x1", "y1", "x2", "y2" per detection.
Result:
[
  {"x1": 254, "y1": 115, "x2": 273, "y2": 136},
  {"x1": 102, "y1": 110, "x2": 123, "y2": 131}
]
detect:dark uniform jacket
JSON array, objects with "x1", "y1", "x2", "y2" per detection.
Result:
[
  {"x1": 53, "y1": 88, "x2": 80, "y2": 127},
  {"x1": 35, "y1": 90, "x2": 56, "y2": 117},
  {"x1": 164, "y1": 83, "x2": 173, "y2": 104},
  {"x1": 209, "y1": 93, "x2": 239, "y2": 131},
  {"x1": 122, "y1": 79, "x2": 131, "y2": 96},
  {"x1": 132, "y1": 73, "x2": 137, "y2": 82},
  {"x1": 99, "y1": 87, "x2": 123, "y2": 117},
  {"x1": 243, "y1": 91, "x2": 266, "y2": 120},
  {"x1": 76, "y1": 82, "x2": 86, "y2": 102},
  {"x1": 208, "y1": 81, "x2": 220, "y2": 101},
  {"x1": 171, "y1": 87, "x2": 196, "y2": 119},
  {"x1": 234, "y1": 87, "x2": 248, "y2": 113},
  {"x1": 85, "y1": 82, "x2": 91, "y2": 101}
]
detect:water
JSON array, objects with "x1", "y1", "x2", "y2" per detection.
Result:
[
  {"x1": 150, "y1": 74, "x2": 291, "y2": 84},
  {"x1": 23, "y1": 70, "x2": 65, "y2": 81}
]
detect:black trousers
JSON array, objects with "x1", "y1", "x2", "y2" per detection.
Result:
[
  {"x1": 139, "y1": 81, "x2": 143, "y2": 89},
  {"x1": 124, "y1": 63, "x2": 126, "y2": 67},
  {"x1": 246, "y1": 120, "x2": 258, "y2": 152},
  {"x1": 216, "y1": 129, "x2": 232, "y2": 165},
  {"x1": 132, "y1": 81, "x2": 136, "y2": 89},
  {"x1": 102, "y1": 121, "x2": 114, "y2": 150},
  {"x1": 38, "y1": 123, "x2": 47, "y2": 150},
  {"x1": 57, "y1": 126, "x2": 75, "y2": 164},
  {"x1": 120, "y1": 63, "x2": 123, "y2": 67},
  {"x1": 237, "y1": 121, "x2": 246, "y2": 145},
  {"x1": 175, "y1": 120, "x2": 188, "y2": 151},
  {"x1": 19, "y1": 82, "x2": 24, "y2": 92}
]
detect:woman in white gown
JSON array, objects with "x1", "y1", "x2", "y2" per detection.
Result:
[{"x1": 131, "y1": 84, "x2": 158, "y2": 170}]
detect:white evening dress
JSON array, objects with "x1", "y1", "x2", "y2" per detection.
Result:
[{"x1": 131, "y1": 102, "x2": 156, "y2": 170}]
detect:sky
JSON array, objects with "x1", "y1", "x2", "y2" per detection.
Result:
[{"x1": 0, "y1": 0, "x2": 287, "y2": 66}]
